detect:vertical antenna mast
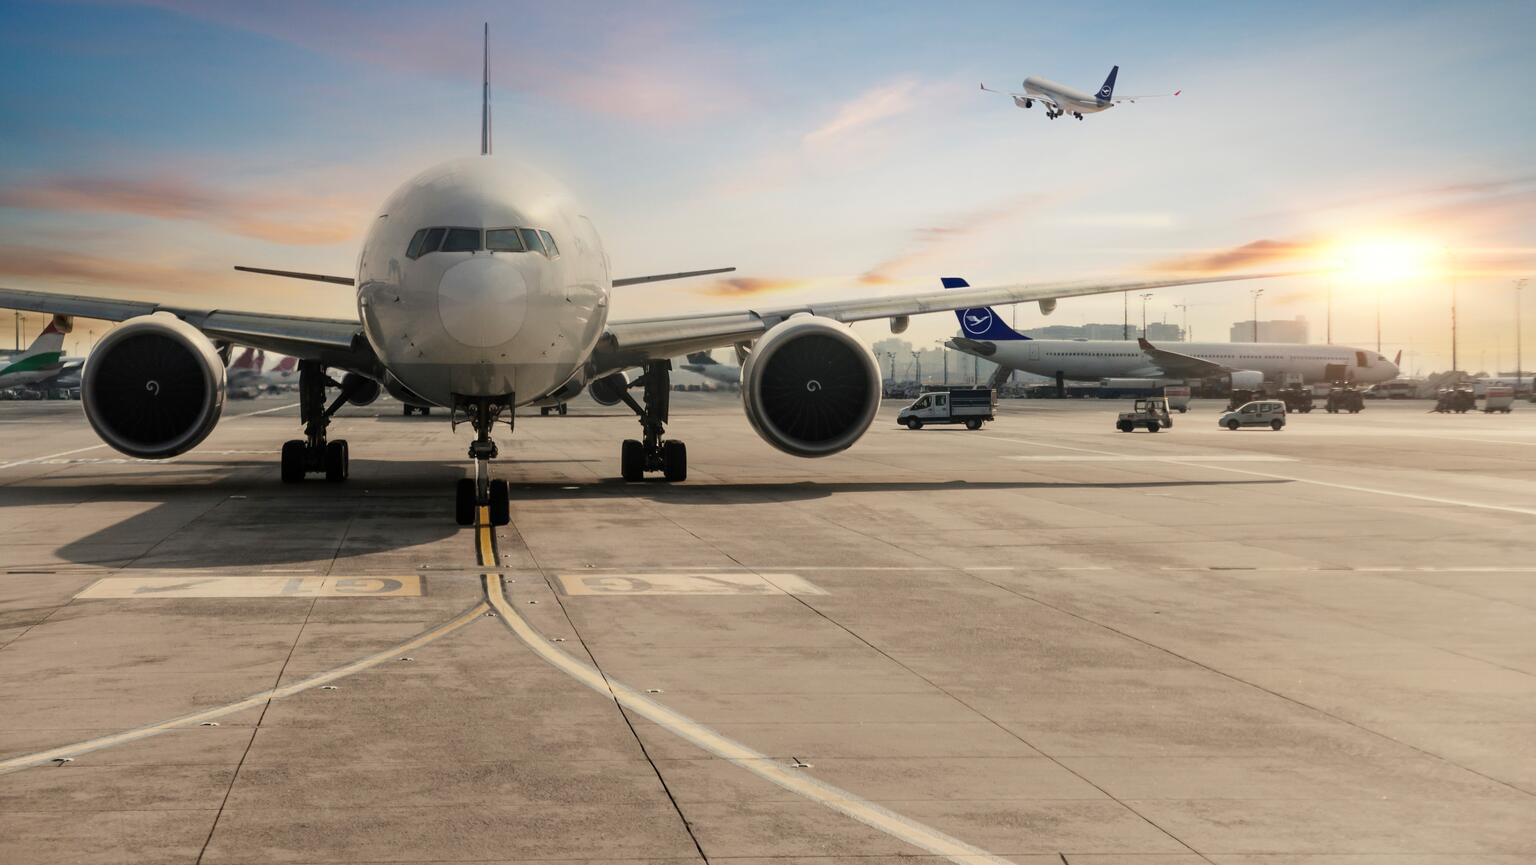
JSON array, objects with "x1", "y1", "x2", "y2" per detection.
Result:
[{"x1": 480, "y1": 23, "x2": 492, "y2": 156}]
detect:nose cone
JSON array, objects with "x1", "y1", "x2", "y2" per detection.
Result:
[{"x1": 437, "y1": 256, "x2": 529, "y2": 348}]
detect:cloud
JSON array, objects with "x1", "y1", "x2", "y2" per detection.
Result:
[
  {"x1": 698, "y1": 276, "x2": 809, "y2": 297},
  {"x1": 0, "y1": 175, "x2": 367, "y2": 245},
  {"x1": 0, "y1": 244, "x2": 232, "y2": 295},
  {"x1": 802, "y1": 80, "x2": 919, "y2": 149},
  {"x1": 1150, "y1": 239, "x2": 1314, "y2": 274},
  {"x1": 859, "y1": 195, "x2": 1044, "y2": 285}
]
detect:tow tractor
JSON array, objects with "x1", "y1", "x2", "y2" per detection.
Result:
[
  {"x1": 1279, "y1": 384, "x2": 1314, "y2": 413},
  {"x1": 1432, "y1": 386, "x2": 1476, "y2": 413},
  {"x1": 1116, "y1": 397, "x2": 1173, "y2": 432},
  {"x1": 1325, "y1": 384, "x2": 1364, "y2": 413}
]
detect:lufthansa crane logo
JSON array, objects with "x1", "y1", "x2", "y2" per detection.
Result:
[{"x1": 961, "y1": 308, "x2": 992, "y2": 335}]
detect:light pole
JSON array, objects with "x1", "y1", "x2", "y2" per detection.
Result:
[
  {"x1": 911, "y1": 351, "x2": 921, "y2": 385},
  {"x1": 1249, "y1": 288, "x2": 1264, "y2": 343},
  {"x1": 1139, "y1": 292, "x2": 1153, "y2": 337},
  {"x1": 1326, "y1": 281, "x2": 1333, "y2": 344},
  {"x1": 1447, "y1": 248, "x2": 1459, "y2": 373},
  {"x1": 1122, "y1": 290, "x2": 1129, "y2": 340},
  {"x1": 1516, "y1": 278, "x2": 1528, "y2": 396},
  {"x1": 884, "y1": 351, "x2": 896, "y2": 383},
  {"x1": 1173, "y1": 303, "x2": 1189, "y2": 341},
  {"x1": 934, "y1": 340, "x2": 949, "y2": 386}
]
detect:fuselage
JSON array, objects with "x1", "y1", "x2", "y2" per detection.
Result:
[
  {"x1": 1022, "y1": 77, "x2": 1112, "y2": 114},
  {"x1": 963, "y1": 338, "x2": 1400, "y2": 384},
  {"x1": 356, "y1": 157, "x2": 611, "y2": 408}
]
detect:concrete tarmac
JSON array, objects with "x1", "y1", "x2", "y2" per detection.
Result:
[{"x1": 2, "y1": 392, "x2": 1535, "y2": 863}]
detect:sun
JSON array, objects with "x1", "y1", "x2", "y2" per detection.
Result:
[{"x1": 1332, "y1": 238, "x2": 1440, "y2": 283}]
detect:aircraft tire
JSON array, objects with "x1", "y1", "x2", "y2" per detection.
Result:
[
  {"x1": 662, "y1": 441, "x2": 687, "y2": 482},
  {"x1": 324, "y1": 440, "x2": 349, "y2": 482},
  {"x1": 488, "y1": 479, "x2": 510, "y2": 527},
  {"x1": 281, "y1": 440, "x2": 306, "y2": 483},
  {"x1": 454, "y1": 478, "x2": 475, "y2": 526},
  {"x1": 621, "y1": 439, "x2": 644, "y2": 481}
]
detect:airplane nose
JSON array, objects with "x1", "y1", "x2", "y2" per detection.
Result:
[{"x1": 437, "y1": 256, "x2": 529, "y2": 348}]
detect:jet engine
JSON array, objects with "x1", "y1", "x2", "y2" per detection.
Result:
[
  {"x1": 340, "y1": 372, "x2": 382, "y2": 406},
  {"x1": 1229, "y1": 370, "x2": 1264, "y2": 391},
  {"x1": 741, "y1": 316, "x2": 881, "y2": 457},
  {"x1": 588, "y1": 371, "x2": 630, "y2": 407},
  {"x1": 82, "y1": 314, "x2": 225, "y2": 458}
]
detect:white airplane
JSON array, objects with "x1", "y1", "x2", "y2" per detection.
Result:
[
  {"x1": 941, "y1": 280, "x2": 1399, "y2": 389},
  {"x1": 0, "y1": 29, "x2": 1276, "y2": 527},
  {"x1": 981, "y1": 65, "x2": 1178, "y2": 120},
  {"x1": 0, "y1": 315, "x2": 79, "y2": 389},
  {"x1": 680, "y1": 351, "x2": 741, "y2": 386}
]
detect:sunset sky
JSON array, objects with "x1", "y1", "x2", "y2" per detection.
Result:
[{"x1": 3, "y1": 0, "x2": 1534, "y2": 373}]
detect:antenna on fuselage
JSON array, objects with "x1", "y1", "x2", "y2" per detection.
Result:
[{"x1": 480, "y1": 22, "x2": 492, "y2": 156}]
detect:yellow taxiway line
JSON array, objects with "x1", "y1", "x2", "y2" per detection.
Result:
[
  {"x1": 0, "y1": 599, "x2": 488, "y2": 775},
  {"x1": 475, "y1": 518, "x2": 1018, "y2": 865}
]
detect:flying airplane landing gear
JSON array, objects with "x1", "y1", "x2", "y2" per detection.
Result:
[
  {"x1": 1074, "y1": 112, "x2": 1083, "y2": 120},
  {"x1": 281, "y1": 360, "x2": 353, "y2": 484},
  {"x1": 454, "y1": 396, "x2": 511, "y2": 527},
  {"x1": 616, "y1": 360, "x2": 686, "y2": 482}
]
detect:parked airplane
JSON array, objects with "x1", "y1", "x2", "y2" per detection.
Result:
[
  {"x1": 0, "y1": 29, "x2": 1277, "y2": 527},
  {"x1": 681, "y1": 351, "x2": 741, "y2": 386},
  {"x1": 942, "y1": 279, "x2": 1398, "y2": 389},
  {"x1": 981, "y1": 65, "x2": 1178, "y2": 120},
  {"x1": 0, "y1": 315, "x2": 79, "y2": 389}
]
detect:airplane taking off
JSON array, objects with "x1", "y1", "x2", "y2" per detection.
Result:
[
  {"x1": 942, "y1": 280, "x2": 1399, "y2": 388},
  {"x1": 0, "y1": 28, "x2": 1278, "y2": 528},
  {"x1": 981, "y1": 65, "x2": 1179, "y2": 120}
]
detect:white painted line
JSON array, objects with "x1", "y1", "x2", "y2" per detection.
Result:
[
  {"x1": 482, "y1": 576, "x2": 1017, "y2": 865},
  {"x1": 76, "y1": 575, "x2": 423, "y2": 599},
  {"x1": 555, "y1": 572, "x2": 825, "y2": 597},
  {"x1": 0, "y1": 602, "x2": 486, "y2": 775},
  {"x1": 1189, "y1": 462, "x2": 1536, "y2": 519},
  {"x1": 0, "y1": 402, "x2": 298, "y2": 471},
  {"x1": 1005, "y1": 454, "x2": 1294, "y2": 462}
]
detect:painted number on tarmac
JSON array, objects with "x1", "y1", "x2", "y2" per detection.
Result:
[
  {"x1": 75, "y1": 575, "x2": 423, "y2": 599},
  {"x1": 556, "y1": 572, "x2": 826, "y2": 597}
]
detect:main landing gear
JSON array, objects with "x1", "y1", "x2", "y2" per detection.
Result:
[
  {"x1": 614, "y1": 360, "x2": 686, "y2": 483},
  {"x1": 281, "y1": 360, "x2": 357, "y2": 484},
  {"x1": 453, "y1": 396, "x2": 511, "y2": 528}
]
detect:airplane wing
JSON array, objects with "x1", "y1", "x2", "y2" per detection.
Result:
[
  {"x1": 980, "y1": 82, "x2": 1057, "y2": 109},
  {"x1": 593, "y1": 272, "x2": 1289, "y2": 372},
  {"x1": 1114, "y1": 90, "x2": 1180, "y2": 104},
  {"x1": 0, "y1": 286, "x2": 375, "y2": 374},
  {"x1": 1135, "y1": 336, "x2": 1229, "y2": 378}
]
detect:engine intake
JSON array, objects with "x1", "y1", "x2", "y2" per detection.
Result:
[
  {"x1": 82, "y1": 314, "x2": 225, "y2": 458},
  {"x1": 741, "y1": 316, "x2": 881, "y2": 457}
]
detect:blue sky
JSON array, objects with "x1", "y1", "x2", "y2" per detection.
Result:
[{"x1": 2, "y1": 0, "x2": 1534, "y2": 372}]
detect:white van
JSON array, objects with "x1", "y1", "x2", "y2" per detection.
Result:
[{"x1": 1218, "y1": 400, "x2": 1287, "y2": 431}]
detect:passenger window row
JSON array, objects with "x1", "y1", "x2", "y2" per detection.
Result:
[{"x1": 406, "y1": 226, "x2": 560, "y2": 260}]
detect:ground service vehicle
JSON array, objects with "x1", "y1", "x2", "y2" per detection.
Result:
[
  {"x1": 1163, "y1": 385, "x2": 1191, "y2": 413},
  {"x1": 1482, "y1": 386, "x2": 1514, "y2": 413},
  {"x1": 897, "y1": 388, "x2": 994, "y2": 430},
  {"x1": 1279, "y1": 384, "x2": 1314, "y2": 413},
  {"x1": 1219, "y1": 400, "x2": 1287, "y2": 431},
  {"x1": 1117, "y1": 397, "x2": 1173, "y2": 432},
  {"x1": 1325, "y1": 385, "x2": 1364, "y2": 413},
  {"x1": 1433, "y1": 387, "x2": 1477, "y2": 413}
]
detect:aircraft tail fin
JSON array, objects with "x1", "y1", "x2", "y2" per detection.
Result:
[
  {"x1": 1097, "y1": 65, "x2": 1119, "y2": 100},
  {"x1": 685, "y1": 351, "x2": 720, "y2": 366},
  {"x1": 942, "y1": 278, "x2": 1030, "y2": 341},
  {"x1": 0, "y1": 315, "x2": 69, "y2": 376},
  {"x1": 273, "y1": 355, "x2": 297, "y2": 373},
  {"x1": 1392, "y1": 349, "x2": 1402, "y2": 367},
  {"x1": 229, "y1": 347, "x2": 256, "y2": 370}
]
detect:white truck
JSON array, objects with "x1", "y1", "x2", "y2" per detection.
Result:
[{"x1": 897, "y1": 388, "x2": 994, "y2": 430}]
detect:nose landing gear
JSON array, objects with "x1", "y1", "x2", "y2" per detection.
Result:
[
  {"x1": 280, "y1": 360, "x2": 355, "y2": 483},
  {"x1": 454, "y1": 396, "x2": 512, "y2": 527},
  {"x1": 614, "y1": 360, "x2": 687, "y2": 482}
]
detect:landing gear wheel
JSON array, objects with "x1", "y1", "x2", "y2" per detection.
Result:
[
  {"x1": 403, "y1": 405, "x2": 413, "y2": 416},
  {"x1": 488, "y1": 479, "x2": 510, "y2": 527},
  {"x1": 324, "y1": 440, "x2": 349, "y2": 482},
  {"x1": 906, "y1": 417, "x2": 923, "y2": 430},
  {"x1": 421, "y1": 407, "x2": 430, "y2": 416},
  {"x1": 558, "y1": 403, "x2": 568, "y2": 416},
  {"x1": 540, "y1": 407, "x2": 550, "y2": 416},
  {"x1": 965, "y1": 419, "x2": 982, "y2": 430},
  {"x1": 281, "y1": 440, "x2": 306, "y2": 483},
  {"x1": 662, "y1": 440, "x2": 687, "y2": 482},
  {"x1": 454, "y1": 478, "x2": 475, "y2": 526},
  {"x1": 1271, "y1": 419, "x2": 1284, "y2": 430},
  {"x1": 1227, "y1": 419, "x2": 1241, "y2": 430},
  {"x1": 621, "y1": 439, "x2": 644, "y2": 481}
]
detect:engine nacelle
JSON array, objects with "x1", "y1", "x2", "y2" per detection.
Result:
[
  {"x1": 1038, "y1": 298, "x2": 1057, "y2": 315},
  {"x1": 741, "y1": 316, "x2": 881, "y2": 457},
  {"x1": 1229, "y1": 369, "x2": 1264, "y2": 391},
  {"x1": 82, "y1": 314, "x2": 225, "y2": 458},
  {"x1": 589, "y1": 371, "x2": 630, "y2": 407}
]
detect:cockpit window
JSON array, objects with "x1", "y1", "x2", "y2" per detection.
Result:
[
  {"x1": 441, "y1": 228, "x2": 481, "y2": 253},
  {"x1": 418, "y1": 227, "x2": 446, "y2": 257},
  {"x1": 538, "y1": 230, "x2": 559, "y2": 258},
  {"x1": 519, "y1": 228, "x2": 545, "y2": 255},
  {"x1": 486, "y1": 229, "x2": 525, "y2": 252},
  {"x1": 405, "y1": 228, "x2": 430, "y2": 259}
]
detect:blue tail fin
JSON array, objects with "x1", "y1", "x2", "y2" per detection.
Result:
[
  {"x1": 1096, "y1": 65, "x2": 1118, "y2": 100},
  {"x1": 942, "y1": 277, "x2": 1030, "y2": 341}
]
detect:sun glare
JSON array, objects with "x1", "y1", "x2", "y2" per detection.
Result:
[{"x1": 1333, "y1": 238, "x2": 1440, "y2": 284}]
